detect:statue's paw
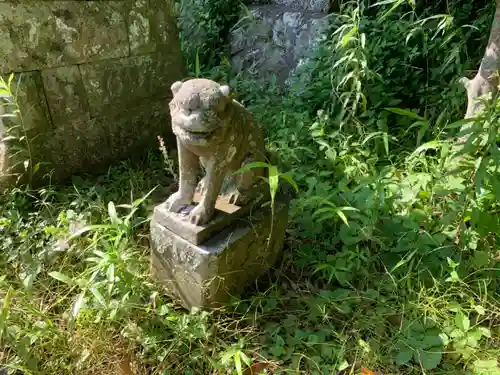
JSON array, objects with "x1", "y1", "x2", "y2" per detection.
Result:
[
  {"x1": 165, "y1": 192, "x2": 191, "y2": 213},
  {"x1": 188, "y1": 204, "x2": 213, "y2": 226}
]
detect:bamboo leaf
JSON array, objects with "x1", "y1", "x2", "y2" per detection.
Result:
[
  {"x1": 48, "y1": 271, "x2": 74, "y2": 285},
  {"x1": 279, "y1": 172, "x2": 299, "y2": 193},
  {"x1": 384, "y1": 107, "x2": 426, "y2": 120},
  {"x1": 233, "y1": 162, "x2": 271, "y2": 175}
]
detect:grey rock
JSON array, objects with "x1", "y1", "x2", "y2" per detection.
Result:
[
  {"x1": 272, "y1": 0, "x2": 329, "y2": 12},
  {"x1": 230, "y1": 5, "x2": 329, "y2": 87}
]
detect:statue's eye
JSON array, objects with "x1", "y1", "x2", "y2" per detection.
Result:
[{"x1": 186, "y1": 108, "x2": 192, "y2": 115}]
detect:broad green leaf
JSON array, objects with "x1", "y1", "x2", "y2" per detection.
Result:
[
  {"x1": 0, "y1": 136, "x2": 17, "y2": 142},
  {"x1": 371, "y1": 0, "x2": 400, "y2": 6},
  {"x1": 444, "y1": 117, "x2": 476, "y2": 129},
  {"x1": 383, "y1": 132, "x2": 389, "y2": 156},
  {"x1": 473, "y1": 305, "x2": 486, "y2": 315},
  {"x1": 395, "y1": 346, "x2": 413, "y2": 365},
  {"x1": 239, "y1": 351, "x2": 251, "y2": 367},
  {"x1": 473, "y1": 359, "x2": 499, "y2": 371},
  {"x1": 23, "y1": 274, "x2": 34, "y2": 291},
  {"x1": 312, "y1": 207, "x2": 335, "y2": 219},
  {"x1": 107, "y1": 264, "x2": 115, "y2": 283},
  {"x1": 0, "y1": 287, "x2": 13, "y2": 339},
  {"x1": 314, "y1": 263, "x2": 334, "y2": 273},
  {"x1": 337, "y1": 359, "x2": 349, "y2": 371},
  {"x1": 455, "y1": 311, "x2": 470, "y2": 332},
  {"x1": 234, "y1": 351, "x2": 242, "y2": 375},
  {"x1": 418, "y1": 347, "x2": 443, "y2": 370},
  {"x1": 48, "y1": 271, "x2": 74, "y2": 285},
  {"x1": 131, "y1": 186, "x2": 156, "y2": 208},
  {"x1": 72, "y1": 292, "x2": 85, "y2": 318},
  {"x1": 412, "y1": 140, "x2": 443, "y2": 156},
  {"x1": 68, "y1": 224, "x2": 115, "y2": 240},
  {"x1": 314, "y1": 211, "x2": 339, "y2": 223},
  {"x1": 33, "y1": 162, "x2": 40, "y2": 174},
  {"x1": 90, "y1": 287, "x2": 106, "y2": 307},
  {"x1": 220, "y1": 348, "x2": 235, "y2": 363},
  {"x1": 116, "y1": 204, "x2": 133, "y2": 209},
  {"x1": 478, "y1": 326, "x2": 491, "y2": 338},
  {"x1": 390, "y1": 249, "x2": 417, "y2": 272},
  {"x1": 422, "y1": 334, "x2": 443, "y2": 348},
  {"x1": 335, "y1": 209, "x2": 349, "y2": 226},
  {"x1": 108, "y1": 201, "x2": 120, "y2": 225},
  {"x1": 1, "y1": 287, "x2": 13, "y2": 323},
  {"x1": 8, "y1": 73, "x2": 14, "y2": 87},
  {"x1": 472, "y1": 251, "x2": 490, "y2": 269}
]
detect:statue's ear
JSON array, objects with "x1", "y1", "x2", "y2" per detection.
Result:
[
  {"x1": 215, "y1": 85, "x2": 232, "y2": 112},
  {"x1": 171, "y1": 81, "x2": 183, "y2": 95},
  {"x1": 220, "y1": 85, "x2": 230, "y2": 97}
]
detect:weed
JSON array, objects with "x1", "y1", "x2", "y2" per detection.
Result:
[
  {"x1": 0, "y1": 73, "x2": 39, "y2": 187},
  {"x1": 157, "y1": 135, "x2": 178, "y2": 182},
  {"x1": 1, "y1": 0, "x2": 500, "y2": 374}
]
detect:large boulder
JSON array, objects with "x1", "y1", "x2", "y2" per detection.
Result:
[{"x1": 230, "y1": 2, "x2": 329, "y2": 87}]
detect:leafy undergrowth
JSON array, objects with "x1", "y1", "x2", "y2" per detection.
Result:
[
  {"x1": 0, "y1": 141, "x2": 498, "y2": 375},
  {"x1": 2, "y1": 0, "x2": 500, "y2": 374}
]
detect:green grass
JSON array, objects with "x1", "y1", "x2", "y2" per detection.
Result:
[
  {"x1": 0, "y1": 150, "x2": 498, "y2": 374},
  {"x1": 2, "y1": 0, "x2": 500, "y2": 374}
]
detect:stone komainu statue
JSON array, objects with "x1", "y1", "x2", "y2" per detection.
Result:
[{"x1": 165, "y1": 78, "x2": 270, "y2": 225}]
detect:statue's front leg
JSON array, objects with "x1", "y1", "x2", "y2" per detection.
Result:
[
  {"x1": 188, "y1": 162, "x2": 225, "y2": 225},
  {"x1": 165, "y1": 140, "x2": 199, "y2": 212}
]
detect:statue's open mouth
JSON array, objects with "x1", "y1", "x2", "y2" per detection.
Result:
[{"x1": 184, "y1": 129, "x2": 215, "y2": 138}]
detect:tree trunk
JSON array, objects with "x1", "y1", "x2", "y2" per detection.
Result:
[{"x1": 460, "y1": 0, "x2": 500, "y2": 120}]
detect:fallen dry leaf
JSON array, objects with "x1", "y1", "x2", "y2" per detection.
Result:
[
  {"x1": 242, "y1": 362, "x2": 271, "y2": 375},
  {"x1": 360, "y1": 367, "x2": 376, "y2": 375}
]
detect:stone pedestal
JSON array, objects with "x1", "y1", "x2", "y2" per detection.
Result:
[{"x1": 150, "y1": 194, "x2": 289, "y2": 309}]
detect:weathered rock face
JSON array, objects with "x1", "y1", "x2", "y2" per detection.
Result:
[
  {"x1": 230, "y1": 0, "x2": 329, "y2": 86},
  {"x1": 0, "y1": 0, "x2": 185, "y2": 185},
  {"x1": 272, "y1": 0, "x2": 329, "y2": 12}
]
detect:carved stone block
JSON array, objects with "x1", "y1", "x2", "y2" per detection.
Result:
[{"x1": 150, "y1": 195, "x2": 289, "y2": 309}]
